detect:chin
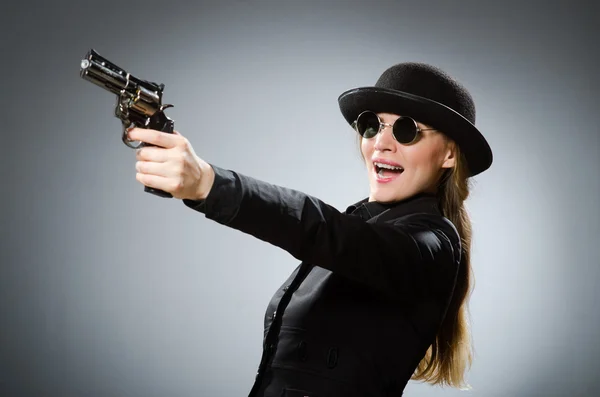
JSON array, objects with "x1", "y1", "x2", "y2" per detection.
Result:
[{"x1": 369, "y1": 185, "x2": 409, "y2": 203}]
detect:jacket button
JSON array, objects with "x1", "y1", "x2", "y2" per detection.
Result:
[
  {"x1": 297, "y1": 340, "x2": 308, "y2": 361},
  {"x1": 326, "y1": 347, "x2": 339, "y2": 368},
  {"x1": 271, "y1": 310, "x2": 277, "y2": 319}
]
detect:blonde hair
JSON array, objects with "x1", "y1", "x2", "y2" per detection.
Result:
[{"x1": 357, "y1": 133, "x2": 474, "y2": 389}]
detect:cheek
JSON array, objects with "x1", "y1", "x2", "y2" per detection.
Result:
[
  {"x1": 402, "y1": 145, "x2": 438, "y2": 171},
  {"x1": 361, "y1": 139, "x2": 374, "y2": 164}
]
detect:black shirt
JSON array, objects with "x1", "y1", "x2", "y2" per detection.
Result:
[{"x1": 183, "y1": 164, "x2": 461, "y2": 397}]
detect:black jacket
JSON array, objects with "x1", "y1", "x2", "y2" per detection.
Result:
[{"x1": 183, "y1": 164, "x2": 462, "y2": 397}]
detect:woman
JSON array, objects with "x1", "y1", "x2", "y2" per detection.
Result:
[{"x1": 128, "y1": 62, "x2": 493, "y2": 397}]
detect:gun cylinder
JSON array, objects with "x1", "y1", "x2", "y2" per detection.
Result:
[{"x1": 128, "y1": 85, "x2": 161, "y2": 116}]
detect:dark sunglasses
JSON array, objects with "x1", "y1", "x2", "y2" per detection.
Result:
[{"x1": 352, "y1": 110, "x2": 436, "y2": 144}]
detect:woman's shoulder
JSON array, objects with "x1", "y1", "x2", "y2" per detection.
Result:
[
  {"x1": 389, "y1": 212, "x2": 462, "y2": 263},
  {"x1": 389, "y1": 210, "x2": 458, "y2": 233}
]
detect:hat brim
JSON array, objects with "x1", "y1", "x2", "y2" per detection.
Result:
[{"x1": 338, "y1": 87, "x2": 493, "y2": 177}]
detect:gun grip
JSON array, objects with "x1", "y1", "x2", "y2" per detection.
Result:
[{"x1": 143, "y1": 108, "x2": 175, "y2": 198}]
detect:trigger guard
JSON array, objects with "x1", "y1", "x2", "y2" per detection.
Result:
[{"x1": 121, "y1": 121, "x2": 146, "y2": 149}]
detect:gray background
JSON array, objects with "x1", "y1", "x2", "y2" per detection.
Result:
[{"x1": 2, "y1": 0, "x2": 599, "y2": 396}]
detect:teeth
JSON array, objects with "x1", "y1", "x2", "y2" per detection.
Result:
[{"x1": 374, "y1": 161, "x2": 403, "y2": 170}]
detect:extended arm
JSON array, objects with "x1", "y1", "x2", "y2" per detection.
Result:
[{"x1": 183, "y1": 164, "x2": 460, "y2": 301}]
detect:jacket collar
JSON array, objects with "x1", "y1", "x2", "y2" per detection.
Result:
[{"x1": 345, "y1": 192, "x2": 441, "y2": 222}]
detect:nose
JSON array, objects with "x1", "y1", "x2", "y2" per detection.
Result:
[{"x1": 373, "y1": 124, "x2": 397, "y2": 153}]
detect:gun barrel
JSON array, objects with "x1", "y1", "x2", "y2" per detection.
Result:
[{"x1": 80, "y1": 49, "x2": 131, "y2": 95}]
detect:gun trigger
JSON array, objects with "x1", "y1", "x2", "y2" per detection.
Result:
[{"x1": 121, "y1": 121, "x2": 144, "y2": 149}]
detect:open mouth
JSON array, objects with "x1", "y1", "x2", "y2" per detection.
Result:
[{"x1": 374, "y1": 162, "x2": 404, "y2": 180}]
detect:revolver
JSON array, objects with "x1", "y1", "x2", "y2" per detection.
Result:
[{"x1": 80, "y1": 49, "x2": 174, "y2": 198}]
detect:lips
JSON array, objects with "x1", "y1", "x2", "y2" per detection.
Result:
[
  {"x1": 373, "y1": 158, "x2": 404, "y2": 178},
  {"x1": 373, "y1": 164, "x2": 404, "y2": 184},
  {"x1": 372, "y1": 158, "x2": 403, "y2": 168}
]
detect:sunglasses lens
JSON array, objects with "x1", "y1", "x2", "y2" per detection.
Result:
[
  {"x1": 392, "y1": 117, "x2": 418, "y2": 143},
  {"x1": 355, "y1": 112, "x2": 380, "y2": 138}
]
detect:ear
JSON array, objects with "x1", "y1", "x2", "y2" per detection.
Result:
[{"x1": 441, "y1": 141, "x2": 456, "y2": 169}]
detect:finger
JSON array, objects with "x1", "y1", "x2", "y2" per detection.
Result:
[
  {"x1": 128, "y1": 127, "x2": 178, "y2": 149},
  {"x1": 135, "y1": 146, "x2": 170, "y2": 162},
  {"x1": 136, "y1": 160, "x2": 171, "y2": 178},
  {"x1": 136, "y1": 172, "x2": 172, "y2": 192}
]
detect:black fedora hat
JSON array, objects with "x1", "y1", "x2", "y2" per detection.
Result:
[{"x1": 338, "y1": 62, "x2": 493, "y2": 177}]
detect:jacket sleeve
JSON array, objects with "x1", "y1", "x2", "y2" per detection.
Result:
[{"x1": 182, "y1": 164, "x2": 460, "y2": 301}]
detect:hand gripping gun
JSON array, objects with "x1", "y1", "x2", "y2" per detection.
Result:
[{"x1": 80, "y1": 49, "x2": 174, "y2": 198}]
